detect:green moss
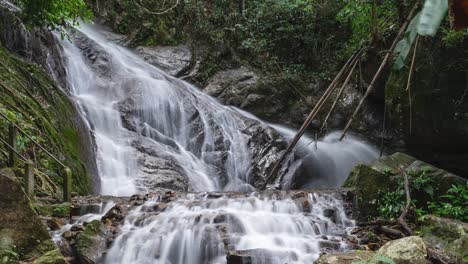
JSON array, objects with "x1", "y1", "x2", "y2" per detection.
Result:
[
  {"x1": 0, "y1": 45, "x2": 92, "y2": 195},
  {"x1": 33, "y1": 248, "x2": 67, "y2": 264},
  {"x1": 344, "y1": 164, "x2": 397, "y2": 221},
  {"x1": 419, "y1": 215, "x2": 468, "y2": 262}
]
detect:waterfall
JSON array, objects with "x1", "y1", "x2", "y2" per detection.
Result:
[
  {"x1": 56, "y1": 24, "x2": 379, "y2": 263},
  {"x1": 104, "y1": 192, "x2": 354, "y2": 264}
]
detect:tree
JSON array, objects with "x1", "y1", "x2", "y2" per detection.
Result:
[{"x1": 18, "y1": 0, "x2": 92, "y2": 33}]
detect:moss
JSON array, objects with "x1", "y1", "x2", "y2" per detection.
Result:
[
  {"x1": 344, "y1": 164, "x2": 397, "y2": 221},
  {"x1": 75, "y1": 220, "x2": 105, "y2": 261},
  {"x1": 0, "y1": 169, "x2": 58, "y2": 261},
  {"x1": 345, "y1": 153, "x2": 467, "y2": 221},
  {"x1": 33, "y1": 248, "x2": 67, "y2": 264},
  {"x1": 419, "y1": 215, "x2": 468, "y2": 262},
  {"x1": 0, "y1": 45, "x2": 92, "y2": 195}
]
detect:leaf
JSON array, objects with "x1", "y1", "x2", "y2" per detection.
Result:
[
  {"x1": 393, "y1": 13, "x2": 421, "y2": 70},
  {"x1": 417, "y1": 0, "x2": 448, "y2": 36}
]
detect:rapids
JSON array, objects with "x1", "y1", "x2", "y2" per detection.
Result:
[{"x1": 55, "y1": 24, "x2": 379, "y2": 263}]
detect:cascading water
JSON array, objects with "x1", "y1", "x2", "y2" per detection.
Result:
[
  {"x1": 104, "y1": 192, "x2": 354, "y2": 264},
  {"x1": 56, "y1": 24, "x2": 379, "y2": 263}
]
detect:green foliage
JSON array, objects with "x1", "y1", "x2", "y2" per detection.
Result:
[
  {"x1": 377, "y1": 167, "x2": 435, "y2": 219},
  {"x1": 17, "y1": 0, "x2": 92, "y2": 36},
  {"x1": 428, "y1": 184, "x2": 468, "y2": 221},
  {"x1": 442, "y1": 28, "x2": 468, "y2": 48},
  {"x1": 376, "y1": 167, "x2": 467, "y2": 222},
  {"x1": 337, "y1": 0, "x2": 400, "y2": 55},
  {"x1": 393, "y1": 13, "x2": 420, "y2": 70},
  {"x1": 0, "y1": 246, "x2": 20, "y2": 264}
]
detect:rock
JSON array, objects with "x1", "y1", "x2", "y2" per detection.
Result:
[
  {"x1": 75, "y1": 220, "x2": 107, "y2": 264},
  {"x1": 47, "y1": 218, "x2": 64, "y2": 231},
  {"x1": 315, "y1": 251, "x2": 374, "y2": 264},
  {"x1": 227, "y1": 249, "x2": 298, "y2": 264},
  {"x1": 344, "y1": 152, "x2": 467, "y2": 221},
  {"x1": 0, "y1": 169, "x2": 62, "y2": 260},
  {"x1": 101, "y1": 204, "x2": 128, "y2": 223},
  {"x1": 63, "y1": 231, "x2": 74, "y2": 241},
  {"x1": 136, "y1": 45, "x2": 192, "y2": 76},
  {"x1": 70, "y1": 225, "x2": 84, "y2": 232},
  {"x1": 385, "y1": 39, "x2": 468, "y2": 176},
  {"x1": 374, "y1": 236, "x2": 428, "y2": 264},
  {"x1": 203, "y1": 67, "x2": 259, "y2": 107},
  {"x1": 420, "y1": 215, "x2": 468, "y2": 262},
  {"x1": 32, "y1": 248, "x2": 68, "y2": 264}
]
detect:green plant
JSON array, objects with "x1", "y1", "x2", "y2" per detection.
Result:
[
  {"x1": 18, "y1": 0, "x2": 93, "y2": 37},
  {"x1": 377, "y1": 168, "x2": 436, "y2": 219},
  {"x1": 1, "y1": 247, "x2": 20, "y2": 264},
  {"x1": 428, "y1": 183, "x2": 468, "y2": 221}
]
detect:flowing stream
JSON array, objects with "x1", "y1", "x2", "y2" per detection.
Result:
[{"x1": 56, "y1": 24, "x2": 379, "y2": 263}]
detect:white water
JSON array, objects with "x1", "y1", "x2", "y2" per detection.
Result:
[
  {"x1": 56, "y1": 24, "x2": 379, "y2": 263},
  {"x1": 104, "y1": 192, "x2": 353, "y2": 264}
]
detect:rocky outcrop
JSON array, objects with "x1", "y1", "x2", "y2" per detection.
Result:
[
  {"x1": 374, "y1": 236, "x2": 428, "y2": 264},
  {"x1": 315, "y1": 236, "x2": 428, "y2": 264},
  {"x1": 420, "y1": 215, "x2": 468, "y2": 263},
  {"x1": 136, "y1": 45, "x2": 192, "y2": 76},
  {"x1": 0, "y1": 3, "x2": 99, "y2": 194},
  {"x1": 385, "y1": 36, "x2": 468, "y2": 176},
  {"x1": 0, "y1": 168, "x2": 67, "y2": 263},
  {"x1": 344, "y1": 153, "x2": 466, "y2": 221},
  {"x1": 202, "y1": 66, "x2": 387, "y2": 144},
  {"x1": 344, "y1": 152, "x2": 467, "y2": 221}
]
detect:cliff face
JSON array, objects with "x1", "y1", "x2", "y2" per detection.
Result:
[
  {"x1": 0, "y1": 4, "x2": 99, "y2": 194},
  {"x1": 385, "y1": 35, "x2": 468, "y2": 176}
]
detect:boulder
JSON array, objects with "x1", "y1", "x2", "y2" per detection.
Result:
[
  {"x1": 74, "y1": 220, "x2": 107, "y2": 264},
  {"x1": 203, "y1": 67, "x2": 259, "y2": 107},
  {"x1": 315, "y1": 251, "x2": 374, "y2": 264},
  {"x1": 420, "y1": 215, "x2": 468, "y2": 263},
  {"x1": 0, "y1": 168, "x2": 66, "y2": 262},
  {"x1": 136, "y1": 45, "x2": 192, "y2": 77},
  {"x1": 344, "y1": 152, "x2": 467, "y2": 221},
  {"x1": 374, "y1": 236, "x2": 428, "y2": 264}
]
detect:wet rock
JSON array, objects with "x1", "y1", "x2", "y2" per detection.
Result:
[
  {"x1": 75, "y1": 220, "x2": 107, "y2": 264},
  {"x1": 47, "y1": 218, "x2": 64, "y2": 231},
  {"x1": 319, "y1": 240, "x2": 341, "y2": 251},
  {"x1": 136, "y1": 45, "x2": 192, "y2": 77},
  {"x1": 374, "y1": 236, "x2": 427, "y2": 264},
  {"x1": 101, "y1": 204, "x2": 128, "y2": 223},
  {"x1": 70, "y1": 225, "x2": 84, "y2": 232},
  {"x1": 323, "y1": 208, "x2": 337, "y2": 223},
  {"x1": 227, "y1": 249, "x2": 298, "y2": 264},
  {"x1": 315, "y1": 251, "x2": 374, "y2": 264},
  {"x1": 63, "y1": 231, "x2": 74, "y2": 241},
  {"x1": 420, "y1": 215, "x2": 468, "y2": 262},
  {"x1": 203, "y1": 67, "x2": 259, "y2": 106}
]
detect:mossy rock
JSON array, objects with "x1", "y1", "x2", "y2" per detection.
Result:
[
  {"x1": 385, "y1": 33, "x2": 468, "y2": 175},
  {"x1": 420, "y1": 215, "x2": 468, "y2": 263},
  {"x1": 33, "y1": 248, "x2": 67, "y2": 264},
  {"x1": 75, "y1": 220, "x2": 107, "y2": 263},
  {"x1": 0, "y1": 169, "x2": 63, "y2": 261},
  {"x1": 344, "y1": 153, "x2": 467, "y2": 221},
  {"x1": 0, "y1": 43, "x2": 94, "y2": 194},
  {"x1": 344, "y1": 164, "x2": 398, "y2": 221}
]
